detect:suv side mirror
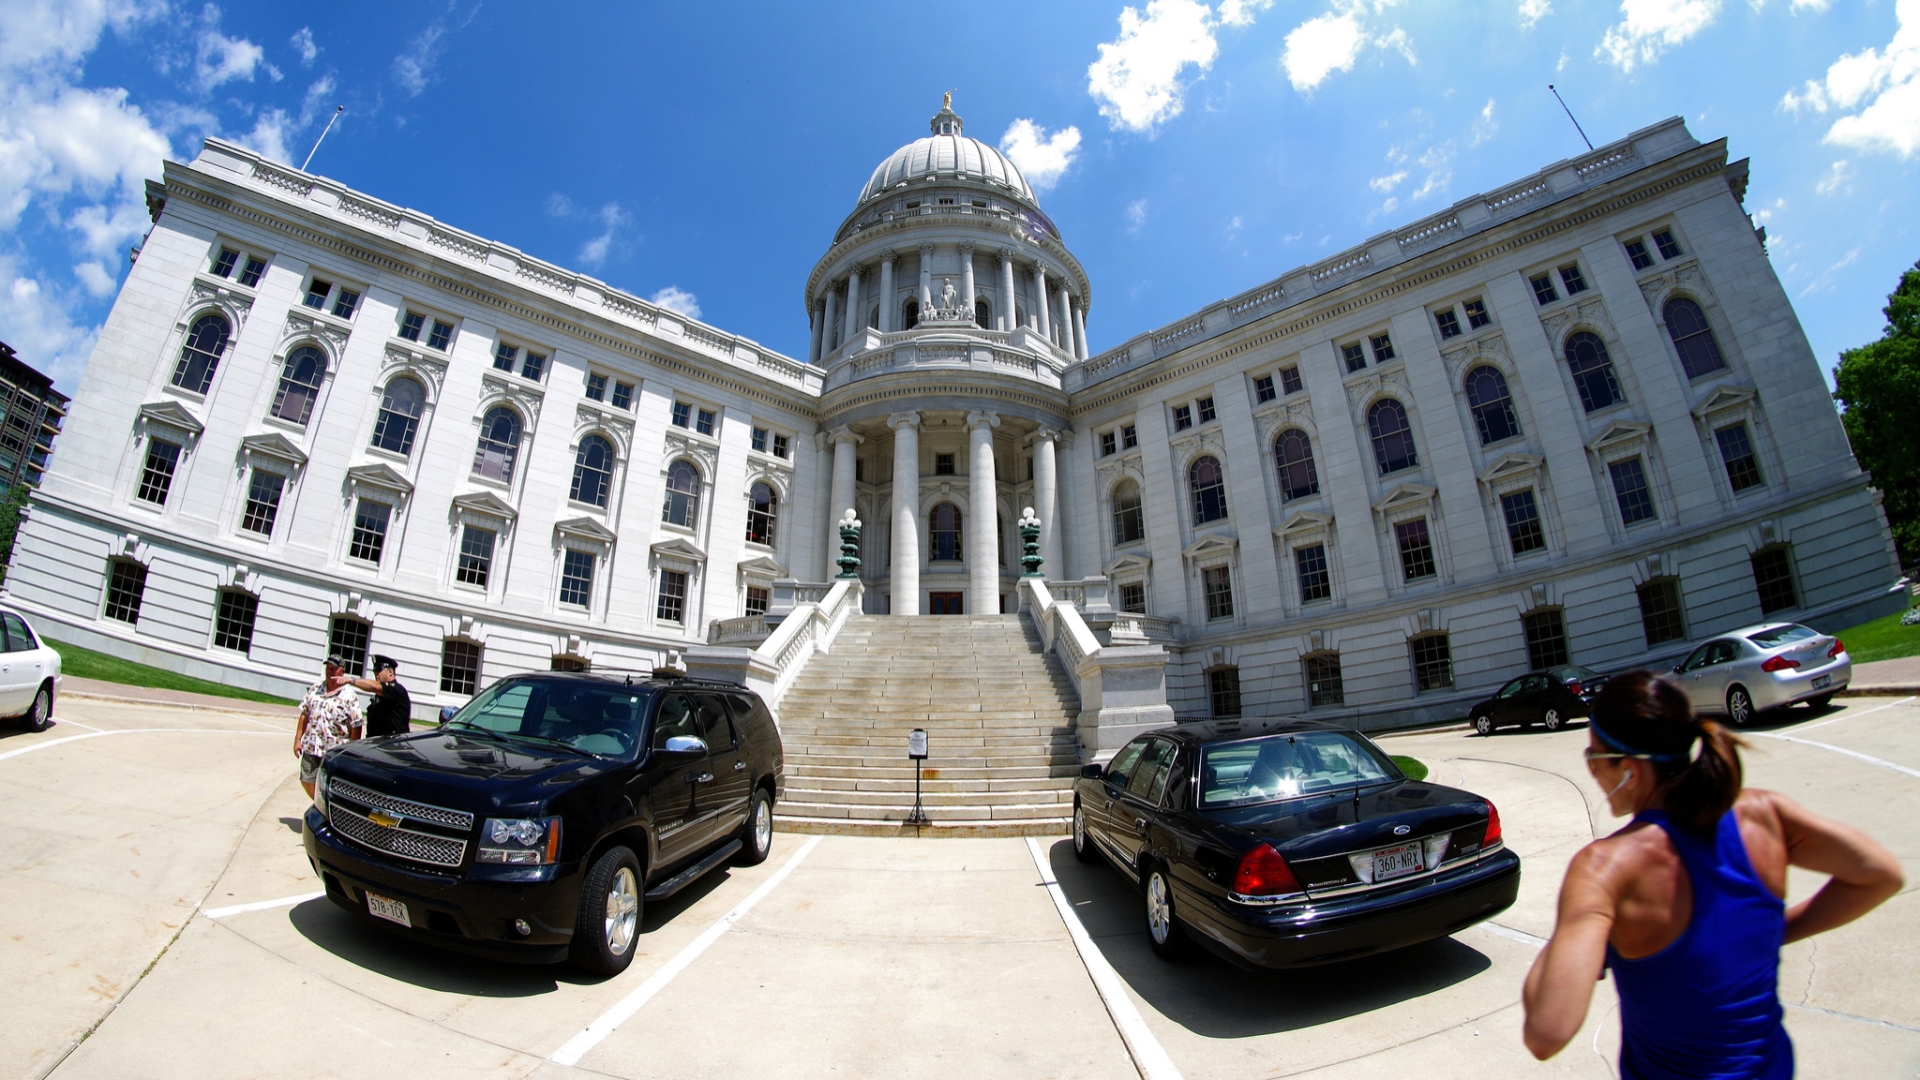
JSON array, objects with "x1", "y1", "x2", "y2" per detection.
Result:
[
  {"x1": 1080, "y1": 764, "x2": 1104, "y2": 780},
  {"x1": 660, "y1": 735, "x2": 709, "y2": 757}
]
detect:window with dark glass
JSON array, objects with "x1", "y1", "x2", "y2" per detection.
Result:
[
  {"x1": 171, "y1": 312, "x2": 230, "y2": 393},
  {"x1": 1524, "y1": 609, "x2": 1570, "y2": 669},
  {"x1": 570, "y1": 435, "x2": 615, "y2": 507},
  {"x1": 1716, "y1": 423, "x2": 1764, "y2": 491},
  {"x1": 1368, "y1": 399, "x2": 1418, "y2": 475},
  {"x1": 772, "y1": 433, "x2": 789, "y2": 459},
  {"x1": 1465, "y1": 366, "x2": 1521, "y2": 445},
  {"x1": 746, "y1": 482, "x2": 778, "y2": 545},
  {"x1": 1560, "y1": 264, "x2": 1588, "y2": 294},
  {"x1": 693, "y1": 408, "x2": 714, "y2": 436},
  {"x1": 1370, "y1": 333, "x2": 1396, "y2": 362},
  {"x1": 611, "y1": 381, "x2": 633, "y2": 410},
  {"x1": 1502, "y1": 490, "x2": 1546, "y2": 555},
  {"x1": 1664, "y1": 297, "x2": 1726, "y2": 379},
  {"x1": 1275, "y1": 429, "x2": 1319, "y2": 500},
  {"x1": 240, "y1": 469, "x2": 285, "y2": 535},
  {"x1": 1296, "y1": 543, "x2": 1331, "y2": 602},
  {"x1": 370, "y1": 377, "x2": 424, "y2": 456},
  {"x1": 472, "y1": 406, "x2": 523, "y2": 482},
  {"x1": 1435, "y1": 309, "x2": 1462, "y2": 339},
  {"x1": 1411, "y1": 633, "x2": 1453, "y2": 691},
  {"x1": 1203, "y1": 565, "x2": 1234, "y2": 621},
  {"x1": 1171, "y1": 404, "x2": 1193, "y2": 431},
  {"x1": 551, "y1": 655, "x2": 591, "y2": 672},
  {"x1": 1305, "y1": 653, "x2": 1344, "y2": 707},
  {"x1": 426, "y1": 319, "x2": 453, "y2": 350},
  {"x1": 751, "y1": 427, "x2": 768, "y2": 452},
  {"x1": 1111, "y1": 480, "x2": 1145, "y2": 545},
  {"x1": 1279, "y1": 366, "x2": 1304, "y2": 395},
  {"x1": 519, "y1": 351, "x2": 547, "y2": 382},
  {"x1": 330, "y1": 288, "x2": 359, "y2": 320},
  {"x1": 1609, "y1": 457, "x2": 1657, "y2": 525},
  {"x1": 304, "y1": 278, "x2": 331, "y2": 309},
  {"x1": 559, "y1": 549, "x2": 595, "y2": 607},
  {"x1": 1653, "y1": 229, "x2": 1682, "y2": 259},
  {"x1": 1253, "y1": 374, "x2": 1276, "y2": 403},
  {"x1": 1341, "y1": 342, "x2": 1367, "y2": 372},
  {"x1": 269, "y1": 345, "x2": 327, "y2": 425},
  {"x1": 670, "y1": 401, "x2": 691, "y2": 428},
  {"x1": 1531, "y1": 273, "x2": 1559, "y2": 305},
  {"x1": 1119, "y1": 582, "x2": 1146, "y2": 613},
  {"x1": 975, "y1": 299, "x2": 990, "y2": 328},
  {"x1": 656, "y1": 568, "x2": 688, "y2": 622},
  {"x1": 493, "y1": 343, "x2": 518, "y2": 372},
  {"x1": 1752, "y1": 546, "x2": 1796, "y2": 614},
  {"x1": 903, "y1": 298, "x2": 919, "y2": 330},
  {"x1": 104, "y1": 559, "x2": 148, "y2": 624},
  {"x1": 328, "y1": 616, "x2": 370, "y2": 676},
  {"x1": 1121, "y1": 424, "x2": 1137, "y2": 449},
  {"x1": 930, "y1": 502, "x2": 962, "y2": 561},
  {"x1": 136, "y1": 438, "x2": 181, "y2": 505},
  {"x1": 211, "y1": 248, "x2": 239, "y2": 278},
  {"x1": 440, "y1": 639, "x2": 482, "y2": 695},
  {"x1": 1208, "y1": 667, "x2": 1242, "y2": 718},
  {"x1": 1395, "y1": 518, "x2": 1437, "y2": 580},
  {"x1": 934, "y1": 453, "x2": 955, "y2": 476},
  {"x1": 399, "y1": 311, "x2": 426, "y2": 341},
  {"x1": 1189, "y1": 455, "x2": 1228, "y2": 524},
  {"x1": 213, "y1": 589, "x2": 258, "y2": 653},
  {"x1": 1463, "y1": 298, "x2": 1491, "y2": 329},
  {"x1": 1100, "y1": 431, "x2": 1116, "y2": 457},
  {"x1": 745, "y1": 586, "x2": 770, "y2": 617},
  {"x1": 455, "y1": 524, "x2": 495, "y2": 587},
  {"x1": 348, "y1": 499, "x2": 392, "y2": 564},
  {"x1": 1638, "y1": 578, "x2": 1687, "y2": 646},
  {"x1": 1625, "y1": 238, "x2": 1654, "y2": 270},
  {"x1": 1196, "y1": 396, "x2": 1217, "y2": 423},
  {"x1": 662, "y1": 459, "x2": 701, "y2": 527},
  {"x1": 239, "y1": 256, "x2": 266, "y2": 287},
  {"x1": 585, "y1": 373, "x2": 608, "y2": 401},
  {"x1": 1564, "y1": 331, "x2": 1624, "y2": 412}
]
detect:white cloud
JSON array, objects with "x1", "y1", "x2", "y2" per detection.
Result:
[
  {"x1": 298, "y1": 75, "x2": 335, "y2": 129},
  {"x1": 578, "y1": 202, "x2": 628, "y2": 267},
  {"x1": 998, "y1": 119, "x2": 1081, "y2": 194},
  {"x1": 1370, "y1": 101, "x2": 1496, "y2": 215},
  {"x1": 0, "y1": 256, "x2": 101, "y2": 392},
  {"x1": 1087, "y1": 0, "x2": 1220, "y2": 133},
  {"x1": 193, "y1": 18, "x2": 266, "y2": 93},
  {"x1": 546, "y1": 192, "x2": 574, "y2": 217},
  {"x1": 0, "y1": 84, "x2": 171, "y2": 234},
  {"x1": 74, "y1": 260, "x2": 115, "y2": 297},
  {"x1": 1369, "y1": 170, "x2": 1407, "y2": 192},
  {"x1": 1126, "y1": 198, "x2": 1149, "y2": 231},
  {"x1": 1782, "y1": 0, "x2": 1920, "y2": 158},
  {"x1": 235, "y1": 107, "x2": 292, "y2": 164},
  {"x1": 1283, "y1": 12, "x2": 1366, "y2": 91},
  {"x1": 1598, "y1": 0, "x2": 1722, "y2": 72},
  {"x1": 291, "y1": 27, "x2": 318, "y2": 66},
  {"x1": 1519, "y1": 0, "x2": 1551, "y2": 28},
  {"x1": 1217, "y1": 0, "x2": 1274, "y2": 27},
  {"x1": 650, "y1": 286, "x2": 701, "y2": 320},
  {"x1": 1791, "y1": 0, "x2": 1831, "y2": 11},
  {"x1": 1798, "y1": 244, "x2": 1860, "y2": 297},
  {"x1": 0, "y1": 0, "x2": 167, "y2": 75},
  {"x1": 1814, "y1": 158, "x2": 1852, "y2": 195}
]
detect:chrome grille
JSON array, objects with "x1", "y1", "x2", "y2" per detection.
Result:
[
  {"x1": 328, "y1": 803, "x2": 468, "y2": 868},
  {"x1": 327, "y1": 777, "x2": 474, "y2": 830}
]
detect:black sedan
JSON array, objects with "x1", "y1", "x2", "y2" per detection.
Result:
[
  {"x1": 1071, "y1": 718, "x2": 1519, "y2": 969},
  {"x1": 1465, "y1": 665, "x2": 1609, "y2": 736}
]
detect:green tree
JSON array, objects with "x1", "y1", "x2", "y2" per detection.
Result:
[
  {"x1": 1834, "y1": 258, "x2": 1920, "y2": 569},
  {"x1": 0, "y1": 482, "x2": 33, "y2": 585}
]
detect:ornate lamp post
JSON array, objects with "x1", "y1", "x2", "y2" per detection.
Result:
[
  {"x1": 1018, "y1": 506, "x2": 1044, "y2": 578},
  {"x1": 836, "y1": 509, "x2": 863, "y2": 579}
]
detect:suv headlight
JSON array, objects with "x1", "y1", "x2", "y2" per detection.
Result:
[
  {"x1": 313, "y1": 763, "x2": 328, "y2": 814},
  {"x1": 478, "y1": 816, "x2": 562, "y2": 864}
]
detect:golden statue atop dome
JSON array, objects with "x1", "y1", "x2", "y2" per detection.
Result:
[{"x1": 943, "y1": 89, "x2": 953, "y2": 111}]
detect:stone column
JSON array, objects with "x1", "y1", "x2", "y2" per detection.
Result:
[
  {"x1": 843, "y1": 265, "x2": 864, "y2": 343},
  {"x1": 878, "y1": 255, "x2": 895, "y2": 333},
  {"x1": 807, "y1": 299, "x2": 825, "y2": 364},
  {"x1": 919, "y1": 244, "x2": 935, "y2": 312},
  {"x1": 959, "y1": 243, "x2": 976, "y2": 322},
  {"x1": 967, "y1": 411, "x2": 1001, "y2": 615},
  {"x1": 828, "y1": 427, "x2": 859, "y2": 579},
  {"x1": 822, "y1": 287, "x2": 840, "y2": 354},
  {"x1": 1054, "y1": 286, "x2": 1071, "y2": 349},
  {"x1": 1074, "y1": 301, "x2": 1089, "y2": 360},
  {"x1": 1033, "y1": 428, "x2": 1061, "y2": 580},
  {"x1": 998, "y1": 248, "x2": 1016, "y2": 331},
  {"x1": 889, "y1": 412, "x2": 922, "y2": 616},
  {"x1": 1033, "y1": 265, "x2": 1051, "y2": 339}
]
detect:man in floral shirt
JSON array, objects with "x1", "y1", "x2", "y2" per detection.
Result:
[{"x1": 294, "y1": 654, "x2": 364, "y2": 800}]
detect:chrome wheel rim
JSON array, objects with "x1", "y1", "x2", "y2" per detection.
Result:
[
  {"x1": 1073, "y1": 806, "x2": 1086, "y2": 850},
  {"x1": 752, "y1": 798, "x2": 772, "y2": 854},
  {"x1": 605, "y1": 867, "x2": 639, "y2": 956},
  {"x1": 1543, "y1": 708, "x2": 1561, "y2": 730},
  {"x1": 31, "y1": 689, "x2": 46, "y2": 723},
  {"x1": 1475, "y1": 716, "x2": 1492, "y2": 735},
  {"x1": 1730, "y1": 691, "x2": 1751, "y2": 725},
  {"x1": 1146, "y1": 872, "x2": 1172, "y2": 944}
]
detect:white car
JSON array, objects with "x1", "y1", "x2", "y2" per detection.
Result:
[
  {"x1": 1669, "y1": 621, "x2": 1850, "y2": 726},
  {"x1": 0, "y1": 606, "x2": 61, "y2": 731}
]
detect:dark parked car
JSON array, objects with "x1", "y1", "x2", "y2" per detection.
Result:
[
  {"x1": 303, "y1": 671, "x2": 782, "y2": 975},
  {"x1": 1466, "y1": 666, "x2": 1610, "y2": 736},
  {"x1": 1071, "y1": 718, "x2": 1519, "y2": 969}
]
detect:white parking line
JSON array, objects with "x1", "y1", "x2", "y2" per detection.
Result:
[
  {"x1": 203, "y1": 891, "x2": 326, "y2": 919},
  {"x1": 0, "y1": 727, "x2": 281, "y2": 763},
  {"x1": 1025, "y1": 836, "x2": 1184, "y2": 1080},
  {"x1": 1477, "y1": 921, "x2": 1547, "y2": 948},
  {"x1": 1748, "y1": 732, "x2": 1920, "y2": 780},
  {"x1": 1796, "y1": 696, "x2": 1915, "y2": 732},
  {"x1": 547, "y1": 834, "x2": 822, "y2": 1068}
]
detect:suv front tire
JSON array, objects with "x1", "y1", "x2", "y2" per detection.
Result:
[{"x1": 572, "y1": 846, "x2": 643, "y2": 976}]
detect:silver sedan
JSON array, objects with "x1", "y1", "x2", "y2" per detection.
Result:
[{"x1": 1668, "y1": 622, "x2": 1851, "y2": 725}]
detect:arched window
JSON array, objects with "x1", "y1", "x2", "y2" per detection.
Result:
[
  {"x1": 171, "y1": 312, "x2": 231, "y2": 394},
  {"x1": 370, "y1": 376, "x2": 425, "y2": 456},
  {"x1": 902, "y1": 299, "x2": 920, "y2": 330},
  {"x1": 1368, "y1": 400, "x2": 1419, "y2": 475},
  {"x1": 472, "y1": 406, "x2": 523, "y2": 482},
  {"x1": 975, "y1": 299, "x2": 990, "y2": 328},
  {"x1": 662, "y1": 459, "x2": 701, "y2": 527},
  {"x1": 1564, "y1": 331, "x2": 1623, "y2": 413},
  {"x1": 1663, "y1": 297, "x2": 1726, "y2": 379},
  {"x1": 929, "y1": 502, "x2": 962, "y2": 561},
  {"x1": 867, "y1": 304, "x2": 880, "y2": 330},
  {"x1": 1463, "y1": 366, "x2": 1521, "y2": 446},
  {"x1": 1189, "y1": 456, "x2": 1228, "y2": 524},
  {"x1": 745, "y1": 482, "x2": 778, "y2": 545},
  {"x1": 1274, "y1": 429, "x2": 1319, "y2": 500},
  {"x1": 268, "y1": 345, "x2": 327, "y2": 425},
  {"x1": 1112, "y1": 480, "x2": 1145, "y2": 545},
  {"x1": 570, "y1": 434, "x2": 615, "y2": 507}
]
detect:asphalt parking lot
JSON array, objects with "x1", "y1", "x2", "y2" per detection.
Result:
[{"x1": 3, "y1": 693, "x2": 1916, "y2": 1079}]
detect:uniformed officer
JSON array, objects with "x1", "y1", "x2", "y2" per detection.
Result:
[{"x1": 340, "y1": 654, "x2": 413, "y2": 737}]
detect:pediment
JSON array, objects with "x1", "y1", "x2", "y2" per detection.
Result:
[
  {"x1": 1105, "y1": 552, "x2": 1152, "y2": 577},
  {"x1": 1372, "y1": 483, "x2": 1437, "y2": 515},
  {"x1": 651, "y1": 536, "x2": 707, "y2": 563},
  {"x1": 240, "y1": 432, "x2": 307, "y2": 466},
  {"x1": 1182, "y1": 533, "x2": 1239, "y2": 560},
  {"x1": 1477, "y1": 452, "x2": 1543, "y2": 486},
  {"x1": 1275, "y1": 510, "x2": 1334, "y2": 537},
  {"x1": 346, "y1": 462, "x2": 413, "y2": 495},
  {"x1": 1690, "y1": 383, "x2": 1757, "y2": 419},
  {"x1": 139, "y1": 400, "x2": 203, "y2": 436},
  {"x1": 1585, "y1": 419, "x2": 1651, "y2": 454},
  {"x1": 449, "y1": 490, "x2": 516, "y2": 521},
  {"x1": 554, "y1": 516, "x2": 618, "y2": 543},
  {"x1": 737, "y1": 555, "x2": 786, "y2": 577}
]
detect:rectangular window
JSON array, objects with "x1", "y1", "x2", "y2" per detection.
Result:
[
  {"x1": 1279, "y1": 366, "x2": 1304, "y2": 395},
  {"x1": 657, "y1": 568, "x2": 688, "y2": 622},
  {"x1": 211, "y1": 248, "x2": 239, "y2": 278},
  {"x1": 855, "y1": 458, "x2": 866, "y2": 483},
  {"x1": 1716, "y1": 423, "x2": 1764, "y2": 491},
  {"x1": 611, "y1": 381, "x2": 633, "y2": 410},
  {"x1": 1435, "y1": 309, "x2": 1462, "y2": 339},
  {"x1": 1637, "y1": 579, "x2": 1687, "y2": 646},
  {"x1": 455, "y1": 525, "x2": 496, "y2": 588},
  {"x1": 328, "y1": 617, "x2": 370, "y2": 677},
  {"x1": 745, "y1": 586, "x2": 770, "y2": 617},
  {"x1": 670, "y1": 401, "x2": 691, "y2": 428},
  {"x1": 772, "y1": 433, "x2": 789, "y2": 459},
  {"x1": 1203, "y1": 565, "x2": 1234, "y2": 621},
  {"x1": 1395, "y1": 518, "x2": 1437, "y2": 580},
  {"x1": 399, "y1": 311, "x2": 426, "y2": 341},
  {"x1": 559, "y1": 549, "x2": 595, "y2": 607},
  {"x1": 1208, "y1": 667, "x2": 1242, "y2": 718},
  {"x1": 1653, "y1": 229, "x2": 1682, "y2": 260},
  {"x1": 1295, "y1": 543, "x2": 1331, "y2": 602},
  {"x1": 494, "y1": 343, "x2": 519, "y2": 372},
  {"x1": 1559, "y1": 264, "x2": 1588, "y2": 295},
  {"x1": 1171, "y1": 404, "x2": 1193, "y2": 431},
  {"x1": 751, "y1": 427, "x2": 768, "y2": 452},
  {"x1": 304, "y1": 279, "x2": 331, "y2": 309},
  {"x1": 426, "y1": 320, "x2": 453, "y2": 351},
  {"x1": 1305, "y1": 653, "x2": 1344, "y2": 707},
  {"x1": 1253, "y1": 374, "x2": 1276, "y2": 403},
  {"x1": 1531, "y1": 274, "x2": 1559, "y2": 305},
  {"x1": 1196, "y1": 396, "x2": 1217, "y2": 423},
  {"x1": 1119, "y1": 582, "x2": 1146, "y2": 613},
  {"x1": 1501, "y1": 490, "x2": 1546, "y2": 555},
  {"x1": 695, "y1": 408, "x2": 715, "y2": 436},
  {"x1": 136, "y1": 439, "x2": 182, "y2": 505},
  {"x1": 585, "y1": 373, "x2": 608, "y2": 401},
  {"x1": 1341, "y1": 342, "x2": 1367, "y2": 372},
  {"x1": 348, "y1": 499, "x2": 392, "y2": 564},
  {"x1": 213, "y1": 590, "x2": 258, "y2": 653},
  {"x1": 1370, "y1": 332, "x2": 1396, "y2": 362},
  {"x1": 934, "y1": 452, "x2": 956, "y2": 475},
  {"x1": 1411, "y1": 634, "x2": 1453, "y2": 691},
  {"x1": 331, "y1": 289, "x2": 360, "y2": 320},
  {"x1": 104, "y1": 559, "x2": 148, "y2": 624},
  {"x1": 520, "y1": 352, "x2": 547, "y2": 382},
  {"x1": 239, "y1": 256, "x2": 266, "y2": 288},
  {"x1": 1524, "y1": 609, "x2": 1570, "y2": 670},
  {"x1": 1463, "y1": 298, "x2": 1491, "y2": 330},
  {"x1": 1100, "y1": 431, "x2": 1117, "y2": 457},
  {"x1": 440, "y1": 639, "x2": 481, "y2": 695},
  {"x1": 1625, "y1": 238, "x2": 1654, "y2": 270},
  {"x1": 1752, "y1": 546, "x2": 1797, "y2": 614},
  {"x1": 1121, "y1": 424, "x2": 1138, "y2": 449},
  {"x1": 240, "y1": 469, "x2": 285, "y2": 536},
  {"x1": 1609, "y1": 458, "x2": 1657, "y2": 525}
]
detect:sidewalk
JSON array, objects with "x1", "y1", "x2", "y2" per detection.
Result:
[
  {"x1": 56, "y1": 675, "x2": 296, "y2": 719},
  {"x1": 1848, "y1": 656, "x2": 1920, "y2": 696}
]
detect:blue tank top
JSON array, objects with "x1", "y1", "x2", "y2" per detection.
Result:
[{"x1": 1606, "y1": 808, "x2": 1792, "y2": 1080}]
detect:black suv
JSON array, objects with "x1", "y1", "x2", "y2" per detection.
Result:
[{"x1": 302, "y1": 671, "x2": 783, "y2": 974}]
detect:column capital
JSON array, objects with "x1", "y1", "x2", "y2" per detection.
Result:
[
  {"x1": 920, "y1": 242, "x2": 936, "y2": 257},
  {"x1": 1032, "y1": 264, "x2": 1048, "y2": 280},
  {"x1": 966, "y1": 410, "x2": 1001, "y2": 432},
  {"x1": 999, "y1": 247, "x2": 1017, "y2": 264},
  {"x1": 957, "y1": 241, "x2": 975, "y2": 256},
  {"x1": 887, "y1": 411, "x2": 921, "y2": 431},
  {"x1": 1028, "y1": 425, "x2": 1063, "y2": 444},
  {"x1": 880, "y1": 251, "x2": 898, "y2": 266},
  {"x1": 830, "y1": 425, "x2": 863, "y2": 446}
]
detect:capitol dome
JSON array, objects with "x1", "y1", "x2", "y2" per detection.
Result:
[{"x1": 857, "y1": 100, "x2": 1034, "y2": 206}]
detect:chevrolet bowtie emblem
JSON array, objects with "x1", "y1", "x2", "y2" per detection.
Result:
[{"x1": 369, "y1": 809, "x2": 403, "y2": 828}]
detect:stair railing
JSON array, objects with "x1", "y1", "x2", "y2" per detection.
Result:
[
  {"x1": 1018, "y1": 577, "x2": 1177, "y2": 763},
  {"x1": 685, "y1": 578, "x2": 865, "y2": 715}
]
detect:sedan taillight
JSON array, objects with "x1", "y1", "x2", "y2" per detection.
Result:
[
  {"x1": 1484, "y1": 801, "x2": 1503, "y2": 848},
  {"x1": 1565, "y1": 679, "x2": 1583, "y2": 697},
  {"x1": 1829, "y1": 638, "x2": 1846, "y2": 659},
  {"x1": 1232, "y1": 843, "x2": 1303, "y2": 897},
  {"x1": 1761, "y1": 655, "x2": 1801, "y2": 673}
]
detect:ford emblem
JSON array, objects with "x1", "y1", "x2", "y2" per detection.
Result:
[
  {"x1": 369, "y1": 810, "x2": 403, "y2": 829},
  {"x1": 1393, "y1": 824, "x2": 1411, "y2": 836}
]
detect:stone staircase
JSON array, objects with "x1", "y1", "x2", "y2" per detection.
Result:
[{"x1": 773, "y1": 614, "x2": 1081, "y2": 836}]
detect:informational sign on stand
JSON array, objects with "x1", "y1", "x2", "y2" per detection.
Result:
[
  {"x1": 908, "y1": 729, "x2": 928, "y2": 760},
  {"x1": 906, "y1": 728, "x2": 930, "y2": 826}
]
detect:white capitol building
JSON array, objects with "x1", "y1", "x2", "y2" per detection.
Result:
[{"x1": 6, "y1": 101, "x2": 1905, "y2": 744}]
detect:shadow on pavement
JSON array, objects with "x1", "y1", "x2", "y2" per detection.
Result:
[
  {"x1": 1043, "y1": 839, "x2": 1493, "y2": 1039},
  {"x1": 1741, "y1": 699, "x2": 1845, "y2": 732}
]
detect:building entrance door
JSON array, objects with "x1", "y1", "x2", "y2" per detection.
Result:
[{"x1": 928, "y1": 592, "x2": 964, "y2": 615}]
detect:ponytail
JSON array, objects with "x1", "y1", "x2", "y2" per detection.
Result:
[
  {"x1": 1590, "y1": 671, "x2": 1747, "y2": 833},
  {"x1": 1663, "y1": 716, "x2": 1744, "y2": 833}
]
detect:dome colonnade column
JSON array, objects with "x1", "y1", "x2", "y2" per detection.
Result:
[
  {"x1": 809, "y1": 300, "x2": 826, "y2": 364},
  {"x1": 1031, "y1": 428, "x2": 1061, "y2": 579},
  {"x1": 823, "y1": 288, "x2": 840, "y2": 354},
  {"x1": 826, "y1": 427, "x2": 860, "y2": 580},
  {"x1": 889, "y1": 412, "x2": 922, "y2": 616},
  {"x1": 967, "y1": 411, "x2": 1001, "y2": 615},
  {"x1": 1033, "y1": 265, "x2": 1051, "y2": 339},
  {"x1": 843, "y1": 265, "x2": 864, "y2": 342},
  {"x1": 959, "y1": 243, "x2": 976, "y2": 317},
  {"x1": 998, "y1": 249, "x2": 1017, "y2": 331},
  {"x1": 878, "y1": 255, "x2": 896, "y2": 332}
]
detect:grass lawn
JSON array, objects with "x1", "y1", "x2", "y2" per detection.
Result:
[
  {"x1": 1391, "y1": 755, "x2": 1429, "y2": 781},
  {"x1": 1830, "y1": 595, "x2": 1920, "y2": 665},
  {"x1": 46, "y1": 638, "x2": 298, "y2": 706}
]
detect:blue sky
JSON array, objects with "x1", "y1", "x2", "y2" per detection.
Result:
[{"x1": 2, "y1": 0, "x2": 1916, "y2": 396}]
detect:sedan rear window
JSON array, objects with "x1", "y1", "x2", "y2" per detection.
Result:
[
  {"x1": 447, "y1": 678, "x2": 652, "y2": 758},
  {"x1": 1199, "y1": 732, "x2": 1397, "y2": 808},
  {"x1": 1747, "y1": 624, "x2": 1818, "y2": 648}
]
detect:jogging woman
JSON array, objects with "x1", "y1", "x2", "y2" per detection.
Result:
[{"x1": 1522, "y1": 671, "x2": 1903, "y2": 1077}]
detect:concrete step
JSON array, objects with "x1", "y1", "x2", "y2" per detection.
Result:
[
  {"x1": 787, "y1": 763, "x2": 1078, "y2": 781},
  {"x1": 772, "y1": 816, "x2": 1069, "y2": 838},
  {"x1": 788, "y1": 754, "x2": 1080, "y2": 770},
  {"x1": 773, "y1": 800, "x2": 1072, "y2": 821},
  {"x1": 781, "y1": 788, "x2": 1071, "y2": 809},
  {"x1": 788, "y1": 774, "x2": 1074, "y2": 794}
]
